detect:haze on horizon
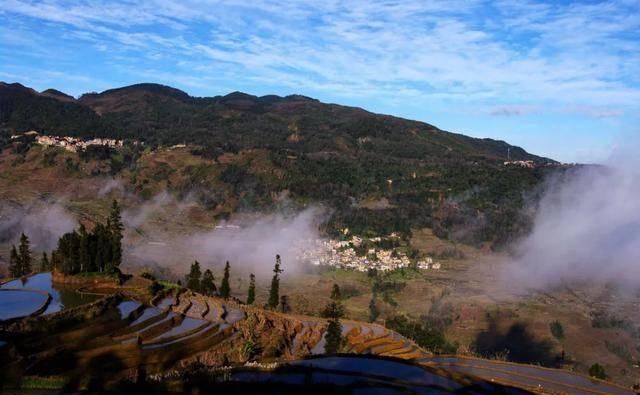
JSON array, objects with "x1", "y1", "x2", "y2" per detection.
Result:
[{"x1": 1, "y1": 0, "x2": 639, "y2": 163}]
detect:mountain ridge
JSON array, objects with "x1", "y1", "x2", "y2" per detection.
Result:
[
  {"x1": 0, "y1": 80, "x2": 562, "y2": 249},
  {"x1": 0, "y1": 81, "x2": 552, "y2": 163}
]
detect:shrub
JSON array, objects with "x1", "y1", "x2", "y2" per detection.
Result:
[
  {"x1": 591, "y1": 310, "x2": 629, "y2": 330},
  {"x1": 386, "y1": 315, "x2": 457, "y2": 354},
  {"x1": 148, "y1": 281, "x2": 164, "y2": 296},
  {"x1": 550, "y1": 321, "x2": 564, "y2": 340},
  {"x1": 589, "y1": 363, "x2": 607, "y2": 380},
  {"x1": 241, "y1": 340, "x2": 259, "y2": 360}
]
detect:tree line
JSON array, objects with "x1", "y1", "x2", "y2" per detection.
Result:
[
  {"x1": 7, "y1": 200, "x2": 123, "y2": 277},
  {"x1": 51, "y1": 200, "x2": 123, "y2": 274},
  {"x1": 184, "y1": 255, "x2": 345, "y2": 354},
  {"x1": 183, "y1": 254, "x2": 287, "y2": 311},
  {"x1": 8, "y1": 233, "x2": 54, "y2": 277},
  {"x1": 8, "y1": 233, "x2": 32, "y2": 277}
]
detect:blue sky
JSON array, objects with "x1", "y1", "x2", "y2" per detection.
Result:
[{"x1": 1, "y1": 0, "x2": 639, "y2": 163}]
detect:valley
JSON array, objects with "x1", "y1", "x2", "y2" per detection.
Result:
[
  {"x1": 0, "y1": 139, "x2": 638, "y2": 390},
  {"x1": 0, "y1": 83, "x2": 638, "y2": 393},
  {"x1": 1, "y1": 1, "x2": 638, "y2": 393}
]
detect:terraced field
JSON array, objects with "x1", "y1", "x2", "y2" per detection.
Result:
[{"x1": 1, "y1": 276, "x2": 635, "y2": 394}]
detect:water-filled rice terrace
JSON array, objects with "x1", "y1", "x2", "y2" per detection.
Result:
[
  {"x1": 0, "y1": 273, "x2": 100, "y2": 319},
  {"x1": 1, "y1": 274, "x2": 635, "y2": 394}
]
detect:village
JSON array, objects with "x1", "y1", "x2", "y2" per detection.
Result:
[
  {"x1": 11, "y1": 131, "x2": 136, "y2": 152},
  {"x1": 295, "y1": 234, "x2": 440, "y2": 273}
]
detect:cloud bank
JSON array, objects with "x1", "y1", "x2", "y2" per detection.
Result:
[
  {"x1": 122, "y1": 195, "x2": 327, "y2": 278},
  {"x1": 506, "y1": 146, "x2": 640, "y2": 289}
]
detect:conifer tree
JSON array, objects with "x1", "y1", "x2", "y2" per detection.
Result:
[
  {"x1": 9, "y1": 245, "x2": 20, "y2": 277},
  {"x1": 40, "y1": 252, "x2": 50, "y2": 272},
  {"x1": 268, "y1": 254, "x2": 283, "y2": 309},
  {"x1": 68, "y1": 230, "x2": 81, "y2": 273},
  {"x1": 50, "y1": 250, "x2": 61, "y2": 272},
  {"x1": 219, "y1": 261, "x2": 231, "y2": 299},
  {"x1": 109, "y1": 199, "x2": 124, "y2": 269},
  {"x1": 323, "y1": 285, "x2": 345, "y2": 354},
  {"x1": 321, "y1": 284, "x2": 345, "y2": 319},
  {"x1": 78, "y1": 224, "x2": 90, "y2": 272},
  {"x1": 330, "y1": 283, "x2": 342, "y2": 301},
  {"x1": 368, "y1": 297, "x2": 379, "y2": 323},
  {"x1": 325, "y1": 315, "x2": 343, "y2": 354},
  {"x1": 186, "y1": 261, "x2": 202, "y2": 291},
  {"x1": 201, "y1": 269, "x2": 216, "y2": 295},
  {"x1": 246, "y1": 273, "x2": 256, "y2": 305},
  {"x1": 18, "y1": 233, "x2": 31, "y2": 275},
  {"x1": 94, "y1": 223, "x2": 109, "y2": 272}
]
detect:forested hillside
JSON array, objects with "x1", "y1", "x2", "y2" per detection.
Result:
[{"x1": 0, "y1": 82, "x2": 560, "y2": 248}]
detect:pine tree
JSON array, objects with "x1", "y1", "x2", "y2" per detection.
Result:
[
  {"x1": 68, "y1": 230, "x2": 81, "y2": 274},
  {"x1": 325, "y1": 316, "x2": 343, "y2": 354},
  {"x1": 323, "y1": 289, "x2": 345, "y2": 354},
  {"x1": 51, "y1": 250, "x2": 61, "y2": 272},
  {"x1": 186, "y1": 261, "x2": 202, "y2": 292},
  {"x1": 86, "y1": 230, "x2": 98, "y2": 272},
  {"x1": 219, "y1": 261, "x2": 231, "y2": 299},
  {"x1": 201, "y1": 269, "x2": 216, "y2": 295},
  {"x1": 268, "y1": 254, "x2": 283, "y2": 309},
  {"x1": 321, "y1": 299, "x2": 345, "y2": 319},
  {"x1": 40, "y1": 252, "x2": 50, "y2": 272},
  {"x1": 246, "y1": 273, "x2": 256, "y2": 305},
  {"x1": 109, "y1": 199, "x2": 124, "y2": 269},
  {"x1": 330, "y1": 283, "x2": 342, "y2": 301},
  {"x1": 18, "y1": 233, "x2": 31, "y2": 275},
  {"x1": 368, "y1": 297, "x2": 379, "y2": 323},
  {"x1": 323, "y1": 282, "x2": 345, "y2": 353},
  {"x1": 78, "y1": 224, "x2": 90, "y2": 273},
  {"x1": 322, "y1": 284, "x2": 345, "y2": 319},
  {"x1": 9, "y1": 245, "x2": 20, "y2": 277},
  {"x1": 94, "y1": 223, "x2": 108, "y2": 272}
]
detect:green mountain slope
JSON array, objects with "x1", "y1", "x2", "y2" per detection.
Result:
[
  {"x1": 0, "y1": 82, "x2": 558, "y2": 248},
  {"x1": 1, "y1": 82, "x2": 549, "y2": 163}
]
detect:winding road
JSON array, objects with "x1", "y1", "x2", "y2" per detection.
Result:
[{"x1": 418, "y1": 355, "x2": 635, "y2": 395}]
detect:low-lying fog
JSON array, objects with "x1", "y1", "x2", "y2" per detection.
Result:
[
  {"x1": 123, "y1": 202, "x2": 326, "y2": 277},
  {"x1": 3, "y1": 143, "x2": 639, "y2": 291},
  {"x1": 506, "y1": 144, "x2": 640, "y2": 289},
  {"x1": 0, "y1": 200, "x2": 76, "y2": 250}
]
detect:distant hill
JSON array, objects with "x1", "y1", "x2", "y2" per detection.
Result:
[
  {"x1": 1, "y1": 82, "x2": 550, "y2": 163},
  {"x1": 0, "y1": 81, "x2": 559, "y2": 248},
  {"x1": 40, "y1": 88, "x2": 76, "y2": 102}
]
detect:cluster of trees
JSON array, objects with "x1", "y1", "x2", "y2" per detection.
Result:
[
  {"x1": 51, "y1": 200, "x2": 123, "y2": 274},
  {"x1": 184, "y1": 255, "x2": 286, "y2": 311},
  {"x1": 8, "y1": 233, "x2": 54, "y2": 277},
  {"x1": 386, "y1": 315, "x2": 457, "y2": 354},
  {"x1": 549, "y1": 321, "x2": 564, "y2": 340},
  {"x1": 185, "y1": 261, "x2": 217, "y2": 296},
  {"x1": 185, "y1": 260, "x2": 231, "y2": 298},
  {"x1": 589, "y1": 363, "x2": 607, "y2": 380},
  {"x1": 8, "y1": 233, "x2": 32, "y2": 277}
]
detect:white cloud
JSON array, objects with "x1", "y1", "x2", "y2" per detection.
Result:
[{"x1": 0, "y1": 0, "x2": 638, "y2": 118}]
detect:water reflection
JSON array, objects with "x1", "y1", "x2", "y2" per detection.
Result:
[
  {"x1": 1, "y1": 272, "x2": 100, "y2": 314},
  {"x1": 0, "y1": 290, "x2": 49, "y2": 320}
]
